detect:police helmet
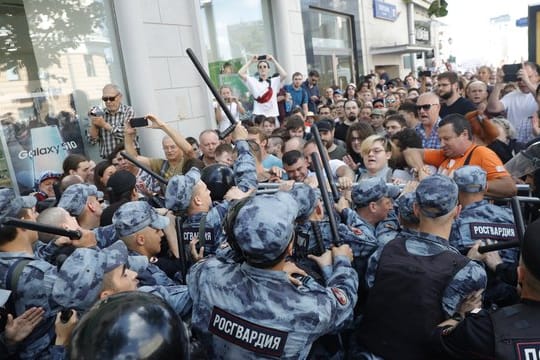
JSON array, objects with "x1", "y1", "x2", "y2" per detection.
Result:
[
  {"x1": 68, "y1": 291, "x2": 189, "y2": 359},
  {"x1": 200, "y1": 163, "x2": 235, "y2": 202}
]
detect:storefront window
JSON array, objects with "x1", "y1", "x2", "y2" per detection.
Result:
[
  {"x1": 305, "y1": 9, "x2": 355, "y2": 90},
  {"x1": 0, "y1": 0, "x2": 126, "y2": 194},
  {"x1": 200, "y1": 0, "x2": 274, "y2": 113}
]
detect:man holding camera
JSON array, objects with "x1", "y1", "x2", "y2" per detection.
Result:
[
  {"x1": 238, "y1": 55, "x2": 287, "y2": 118},
  {"x1": 487, "y1": 62, "x2": 540, "y2": 143},
  {"x1": 88, "y1": 84, "x2": 136, "y2": 159}
]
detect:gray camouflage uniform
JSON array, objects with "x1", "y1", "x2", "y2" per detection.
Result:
[{"x1": 188, "y1": 192, "x2": 358, "y2": 359}]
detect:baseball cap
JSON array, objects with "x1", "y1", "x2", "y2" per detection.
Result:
[
  {"x1": 112, "y1": 201, "x2": 169, "y2": 238},
  {"x1": 453, "y1": 165, "x2": 487, "y2": 193},
  {"x1": 351, "y1": 177, "x2": 400, "y2": 208},
  {"x1": 52, "y1": 240, "x2": 129, "y2": 310},
  {"x1": 58, "y1": 184, "x2": 103, "y2": 217},
  {"x1": 314, "y1": 119, "x2": 334, "y2": 132},
  {"x1": 372, "y1": 98, "x2": 384, "y2": 107},
  {"x1": 106, "y1": 170, "x2": 137, "y2": 201},
  {"x1": 37, "y1": 171, "x2": 62, "y2": 185},
  {"x1": 371, "y1": 108, "x2": 385, "y2": 117},
  {"x1": 288, "y1": 183, "x2": 318, "y2": 222},
  {"x1": 415, "y1": 174, "x2": 458, "y2": 218},
  {"x1": 233, "y1": 192, "x2": 299, "y2": 265},
  {"x1": 0, "y1": 188, "x2": 36, "y2": 220},
  {"x1": 333, "y1": 89, "x2": 343, "y2": 95},
  {"x1": 396, "y1": 192, "x2": 419, "y2": 225},
  {"x1": 164, "y1": 168, "x2": 201, "y2": 212}
]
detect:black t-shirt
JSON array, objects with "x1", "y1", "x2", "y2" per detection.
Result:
[
  {"x1": 334, "y1": 122, "x2": 349, "y2": 142},
  {"x1": 439, "y1": 97, "x2": 477, "y2": 118}
]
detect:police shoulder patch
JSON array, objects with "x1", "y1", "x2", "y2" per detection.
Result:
[{"x1": 331, "y1": 287, "x2": 348, "y2": 305}]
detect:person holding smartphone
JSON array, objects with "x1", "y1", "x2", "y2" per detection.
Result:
[
  {"x1": 124, "y1": 114, "x2": 195, "y2": 188},
  {"x1": 88, "y1": 84, "x2": 137, "y2": 159},
  {"x1": 487, "y1": 61, "x2": 540, "y2": 143},
  {"x1": 214, "y1": 85, "x2": 245, "y2": 133},
  {"x1": 238, "y1": 54, "x2": 287, "y2": 120}
]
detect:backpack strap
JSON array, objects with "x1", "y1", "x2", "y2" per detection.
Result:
[
  {"x1": 463, "y1": 146, "x2": 479, "y2": 166},
  {"x1": 6, "y1": 258, "x2": 32, "y2": 291}
]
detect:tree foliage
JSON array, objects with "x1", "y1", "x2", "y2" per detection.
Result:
[{"x1": 0, "y1": 0, "x2": 104, "y2": 73}]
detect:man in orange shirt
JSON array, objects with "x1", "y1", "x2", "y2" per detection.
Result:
[{"x1": 403, "y1": 114, "x2": 516, "y2": 198}]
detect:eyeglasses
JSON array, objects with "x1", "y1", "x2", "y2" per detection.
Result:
[
  {"x1": 416, "y1": 103, "x2": 438, "y2": 111},
  {"x1": 102, "y1": 94, "x2": 119, "y2": 102}
]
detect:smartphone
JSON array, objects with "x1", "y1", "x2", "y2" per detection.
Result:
[
  {"x1": 257, "y1": 54, "x2": 267, "y2": 61},
  {"x1": 130, "y1": 117, "x2": 148, "y2": 128},
  {"x1": 502, "y1": 64, "x2": 522, "y2": 83}
]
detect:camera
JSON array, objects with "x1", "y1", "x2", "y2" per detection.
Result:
[
  {"x1": 257, "y1": 55, "x2": 267, "y2": 61},
  {"x1": 88, "y1": 106, "x2": 105, "y2": 117}
]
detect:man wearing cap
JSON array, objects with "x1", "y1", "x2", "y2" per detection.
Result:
[
  {"x1": 33, "y1": 171, "x2": 62, "y2": 202},
  {"x1": 57, "y1": 183, "x2": 123, "y2": 250},
  {"x1": 450, "y1": 165, "x2": 519, "y2": 307},
  {"x1": 403, "y1": 113, "x2": 517, "y2": 198},
  {"x1": 370, "y1": 108, "x2": 386, "y2": 136},
  {"x1": 113, "y1": 201, "x2": 180, "y2": 287},
  {"x1": 57, "y1": 183, "x2": 103, "y2": 231},
  {"x1": 336, "y1": 177, "x2": 399, "y2": 248},
  {"x1": 434, "y1": 219, "x2": 540, "y2": 359},
  {"x1": 166, "y1": 124, "x2": 256, "y2": 258},
  {"x1": 52, "y1": 240, "x2": 192, "y2": 319},
  {"x1": 356, "y1": 174, "x2": 486, "y2": 359},
  {"x1": 188, "y1": 192, "x2": 358, "y2": 359},
  {"x1": 315, "y1": 119, "x2": 348, "y2": 161},
  {"x1": 0, "y1": 189, "x2": 94, "y2": 358}
]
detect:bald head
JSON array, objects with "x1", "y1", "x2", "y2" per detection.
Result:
[{"x1": 416, "y1": 92, "x2": 440, "y2": 126}]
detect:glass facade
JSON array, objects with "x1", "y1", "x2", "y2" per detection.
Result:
[
  {"x1": 0, "y1": 0, "x2": 126, "y2": 194},
  {"x1": 200, "y1": 0, "x2": 274, "y2": 113},
  {"x1": 301, "y1": 0, "x2": 363, "y2": 91},
  {"x1": 307, "y1": 9, "x2": 355, "y2": 90}
]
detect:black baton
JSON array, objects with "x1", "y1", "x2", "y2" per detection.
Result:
[
  {"x1": 3, "y1": 218, "x2": 81, "y2": 239},
  {"x1": 120, "y1": 151, "x2": 168, "y2": 185},
  {"x1": 311, "y1": 153, "x2": 340, "y2": 245},
  {"x1": 186, "y1": 48, "x2": 237, "y2": 140},
  {"x1": 310, "y1": 125, "x2": 340, "y2": 202}
]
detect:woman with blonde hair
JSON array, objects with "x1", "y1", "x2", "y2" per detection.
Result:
[{"x1": 358, "y1": 134, "x2": 394, "y2": 182}]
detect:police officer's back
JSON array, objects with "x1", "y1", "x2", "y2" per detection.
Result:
[
  {"x1": 188, "y1": 192, "x2": 358, "y2": 359},
  {"x1": 434, "y1": 219, "x2": 540, "y2": 359},
  {"x1": 357, "y1": 175, "x2": 487, "y2": 360}
]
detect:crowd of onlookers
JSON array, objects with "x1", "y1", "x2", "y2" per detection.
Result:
[{"x1": 3, "y1": 58, "x2": 540, "y2": 359}]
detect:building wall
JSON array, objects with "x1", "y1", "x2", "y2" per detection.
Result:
[{"x1": 113, "y1": 0, "x2": 214, "y2": 157}]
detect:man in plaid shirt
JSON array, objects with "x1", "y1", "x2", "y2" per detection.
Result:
[{"x1": 88, "y1": 84, "x2": 137, "y2": 158}]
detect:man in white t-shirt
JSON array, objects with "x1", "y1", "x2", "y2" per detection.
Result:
[
  {"x1": 238, "y1": 55, "x2": 287, "y2": 117},
  {"x1": 487, "y1": 62, "x2": 539, "y2": 143}
]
